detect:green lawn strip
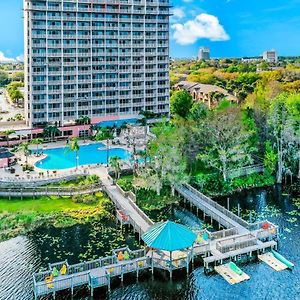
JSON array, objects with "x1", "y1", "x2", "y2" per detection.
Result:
[
  {"x1": 0, "y1": 192, "x2": 113, "y2": 241},
  {"x1": 0, "y1": 195, "x2": 97, "y2": 213}
]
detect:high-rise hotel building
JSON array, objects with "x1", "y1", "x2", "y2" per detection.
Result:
[{"x1": 24, "y1": 0, "x2": 170, "y2": 127}]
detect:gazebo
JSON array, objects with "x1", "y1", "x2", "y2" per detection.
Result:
[{"x1": 142, "y1": 220, "x2": 197, "y2": 278}]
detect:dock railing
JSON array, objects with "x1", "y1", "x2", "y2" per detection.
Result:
[
  {"x1": 0, "y1": 183, "x2": 102, "y2": 197},
  {"x1": 180, "y1": 184, "x2": 278, "y2": 232},
  {"x1": 179, "y1": 184, "x2": 249, "y2": 228},
  {"x1": 226, "y1": 164, "x2": 264, "y2": 179},
  {"x1": 216, "y1": 237, "x2": 258, "y2": 254},
  {"x1": 208, "y1": 228, "x2": 239, "y2": 240}
]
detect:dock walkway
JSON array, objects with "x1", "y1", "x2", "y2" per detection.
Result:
[
  {"x1": 33, "y1": 247, "x2": 150, "y2": 299},
  {"x1": 175, "y1": 184, "x2": 249, "y2": 233},
  {"x1": 100, "y1": 176, "x2": 154, "y2": 235},
  {"x1": 33, "y1": 179, "x2": 279, "y2": 299}
]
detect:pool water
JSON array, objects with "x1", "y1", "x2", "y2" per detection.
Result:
[{"x1": 35, "y1": 143, "x2": 132, "y2": 170}]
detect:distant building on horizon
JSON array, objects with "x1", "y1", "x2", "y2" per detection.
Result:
[
  {"x1": 263, "y1": 49, "x2": 278, "y2": 63},
  {"x1": 198, "y1": 47, "x2": 210, "y2": 61}
]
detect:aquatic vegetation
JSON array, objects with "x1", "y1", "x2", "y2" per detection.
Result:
[{"x1": 292, "y1": 198, "x2": 300, "y2": 210}]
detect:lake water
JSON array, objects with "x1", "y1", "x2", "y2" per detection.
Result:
[{"x1": 0, "y1": 186, "x2": 299, "y2": 300}]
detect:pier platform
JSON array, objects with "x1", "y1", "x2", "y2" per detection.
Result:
[
  {"x1": 215, "y1": 263, "x2": 250, "y2": 285},
  {"x1": 258, "y1": 253, "x2": 288, "y2": 271}
]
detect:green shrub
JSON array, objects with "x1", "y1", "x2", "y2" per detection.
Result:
[
  {"x1": 72, "y1": 194, "x2": 97, "y2": 204},
  {"x1": 117, "y1": 178, "x2": 133, "y2": 192}
]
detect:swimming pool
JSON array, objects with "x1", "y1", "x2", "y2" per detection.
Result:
[
  {"x1": 97, "y1": 118, "x2": 139, "y2": 128},
  {"x1": 35, "y1": 143, "x2": 132, "y2": 170}
]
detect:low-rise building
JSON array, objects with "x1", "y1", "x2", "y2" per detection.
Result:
[{"x1": 174, "y1": 81, "x2": 238, "y2": 109}]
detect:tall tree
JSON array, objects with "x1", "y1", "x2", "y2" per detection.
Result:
[
  {"x1": 43, "y1": 125, "x2": 61, "y2": 142},
  {"x1": 170, "y1": 90, "x2": 194, "y2": 119},
  {"x1": 66, "y1": 138, "x2": 80, "y2": 170},
  {"x1": 31, "y1": 138, "x2": 43, "y2": 152},
  {"x1": 136, "y1": 122, "x2": 188, "y2": 195},
  {"x1": 268, "y1": 93, "x2": 300, "y2": 182},
  {"x1": 109, "y1": 156, "x2": 121, "y2": 180},
  {"x1": 78, "y1": 115, "x2": 91, "y2": 141},
  {"x1": 17, "y1": 142, "x2": 30, "y2": 168},
  {"x1": 196, "y1": 108, "x2": 255, "y2": 181}
]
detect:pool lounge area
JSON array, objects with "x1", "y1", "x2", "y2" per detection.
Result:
[{"x1": 34, "y1": 143, "x2": 132, "y2": 170}]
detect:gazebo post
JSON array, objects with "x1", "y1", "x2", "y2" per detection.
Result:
[
  {"x1": 151, "y1": 249, "x2": 154, "y2": 275},
  {"x1": 169, "y1": 251, "x2": 172, "y2": 280},
  {"x1": 191, "y1": 246, "x2": 194, "y2": 265}
]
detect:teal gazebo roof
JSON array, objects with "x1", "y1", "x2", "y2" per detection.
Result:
[{"x1": 142, "y1": 221, "x2": 197, "y2": 252}]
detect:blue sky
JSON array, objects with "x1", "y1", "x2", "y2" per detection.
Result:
[{"x1": 0, "y1": 0, "x2": 300, "y2": 60}]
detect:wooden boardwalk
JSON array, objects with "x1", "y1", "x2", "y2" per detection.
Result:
[
  {"x1": 175, "y1": 184, "x2": 249, "y2": 232},
  {"x1": 97, "y1": 173, "x2": 154, "y2": 235},
  {"x1": 0, "y1": 184, "x2": 103, "y2": 198},
  {"x1": 33, "y1": 179, "x2": 279, "y2": 298},
  {"x1": 175, "y1": 184, "x2": 278, "y2": 268},
  {"x1": 33, "y1": 247, "x2": 150, "y2": 299}
]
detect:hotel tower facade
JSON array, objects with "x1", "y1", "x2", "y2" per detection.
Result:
[{"x1": 24, "y1": 0, "x2": 170, "y2": 127}]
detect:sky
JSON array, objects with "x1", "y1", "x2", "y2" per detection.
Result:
[{"x1": 0, "y1": 0, "x2": 300, "y2": 60}]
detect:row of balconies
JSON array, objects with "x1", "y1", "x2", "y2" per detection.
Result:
[
  {"x1": 40, "y1": 25, "x2": 166, "y2": 31},
  {"x1": 50, "y1": 0, "x2": 170, "y2": 5},
  {"x1": 33, "y1": 50, "x2": 167, "y2": 56},
  {"x1": 31, "y1": 43, "x2": 167, "y2": 49},
  {"x1": 31, "y1": 15, "x2": 169, "y2": 23},
  {"x1": 31, "y1": 33, "x2": 168, "y2": 40},
  {"x1": 31, "y1": 59, "x2": 169, "y2": 66},
  {"x1": 30, "y1": 85, "x2": 169, "y2": 94},
  {"x1": 38, "y1": 76, "x2": 169, "y2": 83},
  {"x1": 29, "y1": 5, "x2": 169, "y2": 14}
]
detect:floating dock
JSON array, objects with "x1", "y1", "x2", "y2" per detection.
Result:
[
  {"x1": 215, "y1": 263, "x2": 250, "y2": 285},
  {"x1": 258, "y1": 252, "x2": 288, "y2": 271}
]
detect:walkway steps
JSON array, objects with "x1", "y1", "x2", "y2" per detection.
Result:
[
  {"x1": 215, "y1": 263, "x2": 250, "y2": 285},
  {"x1": 258, "y1": 253, "x2": 288, "y2": 271}
]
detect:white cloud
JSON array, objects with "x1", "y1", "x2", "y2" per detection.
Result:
[
  {"x1": 171, "y1": 13, "x2": 230, "y2": 45},
  {"x1": 0, "y1": 51, "x2": 16, "y2": 63},
  {"x1": 170, "y1": 7, "x2": 186, "y2": 23},
  {"x1": 16, "y1": 54, "x2": 24, "y2": 62}
]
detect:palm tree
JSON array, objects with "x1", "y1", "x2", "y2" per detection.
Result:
[
  {"x1": 109, "y1": 156, "x2": 121, "y2": 180},
  {"x1": 43, "y1": 125, "x2": 61, "y2": 142},
  {"x1": 95, "y1": 128, "x2": 113, "y2": 167},
  {"x1": 17, "y1": 142, "x2": 30, "y2": 168},
  {"x1": 31, "y1": 138, "x2": 43, "y2": 153},
  {"x1": 66, "y1": 138, "x2": 80, "y2": 170},
  {"x1": 79, "y1": 116, "x2": 91, "y2": 142}
]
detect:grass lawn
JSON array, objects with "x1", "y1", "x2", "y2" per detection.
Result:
[
  {"x1": 0, "y1": 195, "x2": 99, "y2": 214},
  {"x1": 0, "y1": 192, "x2": 112, "y2": 241}
]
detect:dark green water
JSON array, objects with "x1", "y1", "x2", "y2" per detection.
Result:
[{"x1": 0, "y1": 186, "x2": 299, "y2": 300}]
